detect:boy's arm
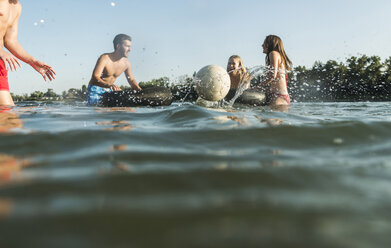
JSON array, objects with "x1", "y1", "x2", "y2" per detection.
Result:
[
  {"x1": 91, "y1": 56, "x2": 109, "y2": 87},
  {"x1": 125, "y1": 62, "x2": 141, "y2": 91},
  {"x1": 4, "y1": 4, "x2": 55, "y2": 81}
]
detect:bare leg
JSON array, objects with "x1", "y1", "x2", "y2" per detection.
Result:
[
  {"x1": 0, "y1": 91, "x2": 15, "y2": 106},
  {"x1": 273, "y1": 97, "x2": 289, "y2": 106},
  {"x1": 270, "y1": 97, "x2": 289, "y2": 111}
]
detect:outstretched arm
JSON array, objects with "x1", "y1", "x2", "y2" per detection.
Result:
[
  {"x1": 3, "y1": 4, "x2": 55, "y2": 81},
  {"x1": 125, "y1": 62, "x2": 141, "y2": 91}
]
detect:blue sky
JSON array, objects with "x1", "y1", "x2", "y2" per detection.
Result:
[{"x1": 7, "y1": 0, "x2": 391, "y2": 94}]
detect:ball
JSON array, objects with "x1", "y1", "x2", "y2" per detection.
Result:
[{"x1": 195, "y1": 65, "x2": 230, "y2": 101}]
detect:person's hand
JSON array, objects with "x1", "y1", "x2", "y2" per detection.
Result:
[
  {"x1": 29, "y1": 60, "x2": 56, "y2": 81},
  {"x1": 110, "y1": 85, "x2": 122, "y2": 91},
  {"x1": 0, "y1": 50, "x2": 21, "y2": 71}
]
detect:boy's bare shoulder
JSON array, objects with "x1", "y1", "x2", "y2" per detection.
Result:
[
  {"x1": 11, "y1": 1, "x2": 22, "y2": 16},
  {"x1": 98, "y1": 53, "x2": 112, "y2": 62},
  {"x1": 121, "y1": 57, "x2": 131, "y2": 66},
  {"x1": 100, "y1": 53, "x2": 110, "y2": 58},
  {"x1": 15, "y1": 1, "x2": 22, "y2": 10}
]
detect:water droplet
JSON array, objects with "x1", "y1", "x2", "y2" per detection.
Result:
[
  {"x1": 40, "y1": 19, "x2": 45, "y2": 23},
  {"x1": 333, "y1": 138, "x2": 344, "y2": 145},
  {"x1": 33, "y1": 22, "x2": 38, "y2": 26},
  {"x1": 111, "y1": 2, "x2": 116, "y2": 7}
]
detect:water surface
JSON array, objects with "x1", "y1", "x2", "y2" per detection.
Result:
[{"x1": 1, "y1": 101, "x2": 391, "y2": 247}]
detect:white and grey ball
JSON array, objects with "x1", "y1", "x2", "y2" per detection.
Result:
[{"x1": 195, "y1": 65, "x2": 230, "y2": 101}]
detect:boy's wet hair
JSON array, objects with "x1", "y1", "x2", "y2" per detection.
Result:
[
  {"x1": 113, "y1": 34, "x2": 132, "y2": 50},
  {"x1": 9, "y1": 0, "x2": 19, "y2": 3}
]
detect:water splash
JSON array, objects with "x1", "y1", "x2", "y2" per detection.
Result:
[
  {"x1": 33, "y1": 19, "x2": 46, "y2": 27},
  {"x1": 227, "y1": 66, "x2": 242, "y2": 74},
  {"x1": 178, "y1": 76, "x2": 200, "y2": 105},
  {"x1": 226, "y1": 76, "x2": 250, "y2": 106}
]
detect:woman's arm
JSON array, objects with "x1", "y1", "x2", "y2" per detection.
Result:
[{"x1": 264, "y1": 51, "x2": 280, "y2": 85}]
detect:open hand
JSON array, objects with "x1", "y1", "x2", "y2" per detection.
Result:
[
  {"x1": 30, "y1": 60, "x2": 56, "y2": 81},
  {"x1": 0, "y1": 50, "x2": 21, "y2": 71},
  {"x1": 110, "y1": 85, "x2": 122, "y2": 91}
]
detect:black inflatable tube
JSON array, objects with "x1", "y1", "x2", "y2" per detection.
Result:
[
  {"x1": 100, "y1": 86, "x2": 173, "y2": 107},
  {"x1": 234, "y1": 89, "x2": 267, "y2": 106}
]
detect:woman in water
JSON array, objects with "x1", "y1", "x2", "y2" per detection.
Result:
[
  {"x1": 225, "y1": 55, "x2": 251, "y2": 101},
  {"x1": 261, "y1": 35, "x2": 292, "y2": 105}
]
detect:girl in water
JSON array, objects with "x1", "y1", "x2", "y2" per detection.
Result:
[
  {"x1": 225, "y1": 55, "x2": 251, "y2": 101},
  {"x1": 261, "y1": 35, "x2": 292, "y2": 105}
]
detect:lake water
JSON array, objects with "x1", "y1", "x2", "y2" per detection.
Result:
[{"x1": 1, "y1": 101, "x2": 391, "y2": 247}]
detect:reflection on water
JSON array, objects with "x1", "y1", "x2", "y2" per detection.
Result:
[
  {"x1": 0, "y1": 154, "x2": 31, "y2": 184},
  {"x1": 96, "y1": 120, "x2": 133, "y2": 131},
  {"x1": 109, "y1": 144, "x2": 131, "y2": 172},
  {"x1": 95, "y1": 107, "x2": 135, "y2": 113},
  {"x1": 255, "y1": 115, "x2": 283, "y2": 126},
  {"x1": 0, "y1": 108, "x2": 27, "y2": 189},
  {"x1": 0, "y1": 108, "x2": 23, "y2": 133}
]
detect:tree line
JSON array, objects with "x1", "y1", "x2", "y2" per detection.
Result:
[
  {"x1": 288, "y1": 55, "x2": 391, "y2": 101},
  {"x1": 11, "y1": 55, "x2": 391, "y2": 102}
]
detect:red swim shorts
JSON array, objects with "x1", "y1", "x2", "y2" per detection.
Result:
[{"x1": 0, "y1": 59, "x2": 9, "y2": 91}]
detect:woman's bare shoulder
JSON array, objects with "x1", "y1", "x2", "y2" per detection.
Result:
[{"x1": 268, "y1": 51, "x2": 281, "y2": 58}]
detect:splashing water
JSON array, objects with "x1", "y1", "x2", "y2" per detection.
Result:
[
  {"x1": 226, "y1": 76, "x2": 250, "y2": 106},
  {"x1": 221, "y1": 66, "x2": 265, "y2": 107},
  {"x1": 227, "y1": 66, "x2": 242, "y2": 75},
  {"x1": 179, "y1": 76, "x2": 200, "y2": 105},
  {"x1": 247, "y1": 65, "x2": 289, "y2": 77}
]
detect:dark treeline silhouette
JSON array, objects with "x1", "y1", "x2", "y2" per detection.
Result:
[
  {"x1": 12, "y1": 85, "x2": 88, "y2": 102},
  {"x1": 288, "y1": 55, "x2": 391, "y2": 101},
  {"x1": 11, "y1": 55, "x2": 391, "y2": 103}
]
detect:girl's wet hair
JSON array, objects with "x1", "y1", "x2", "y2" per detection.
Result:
[
  {"x1": 9, "y1": 0, "x2": 18, "y2": 3},
  {"x1": 227, "y1": 55, "x2": 247, "y2": 74},
  {"x1": 264, "y1": 35, "x2": 292, "y2": 71}
]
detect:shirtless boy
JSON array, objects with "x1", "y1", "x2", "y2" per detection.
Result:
[
  {"x1": 0, "y1": 0, "x2": 56, "y2": 106},
  {"x1": 87, "y1": 34, "x2": 141, "y2": 105}
]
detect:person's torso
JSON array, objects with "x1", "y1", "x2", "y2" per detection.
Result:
[
  {"x1": 100, "y1": 56, "x2": 128, "y2": 83},
  {"x1": 103, "y1": 56, "x2": 128, "y2": 77},
  {"x1": 90, "y1": 55, "x2": 128, "y2": 86},
  {"x1": 229, "y1": 73, "x2": 242, "y2": 89},
  {"x1": 229, "y1": 72, "x2": 250, "y2": 90},
  {"x1": 0, "y1": 1, "x2": 19, "y2": 48},
  {"x1": 268, "y1": 53, "x2": 288, "y2": 95}
]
